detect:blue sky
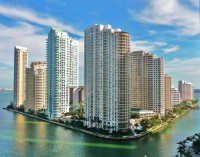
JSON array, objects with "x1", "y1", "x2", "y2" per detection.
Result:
[{"x1": 0, "y1": 0, "x2": 200, "y2": 88}]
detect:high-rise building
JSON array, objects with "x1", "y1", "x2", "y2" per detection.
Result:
[
  {"x1": 165, "y1": 74, "x2": 171, "y2": 110},
  {"x1": 129, "y1": 50, "x2": 165, "y2": 115},
  {"x1": 14, "y1": 46, "x2": 28, "y2": 108},
  {"x1": 25, "y1": 61, "x2": 47, "y2": 112},
  {"x1": 178, "y1": 80, "x2": 194, "y2": 101},
  {"x1": 171, "y1": 85, "x2": 182, "y2": 107},
  {"x1": 46, "y1": 28, "x2": 79, "y2": 119},
  {"x1": 84, "y1": 24, "x2": 130, "y2": 132}
]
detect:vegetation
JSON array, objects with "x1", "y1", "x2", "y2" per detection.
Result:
[
  {"x1": 176, "y1": 133, "x2": 200, "y2": 156},
  {"x1": 140, "y1": 115, "x2": 161, "y2": 131},
  {"x1": 140, "y1": 102, "x2": 191, "y2": 131},
  {"x1": 131, "y1": 112, "x2": 140, "y2": 118},
  {"x1": 192, "y1": 99, "x2": 198, "y2": 104},
  {"x1": 27, "y1": 109, "x2": 35, "y2": 115},
  {"x1": 36, "y1": 112, "x2": 47, "y2": 119},
  {"x1": 6, "y1": 104, "x2": 14, "y2": 109},
  {"x1": 65, "y1": 103, "x2": 84, "y2": 119},
  {"x1": 16, "y1": 105, "x2": 25, "y2": 112}
]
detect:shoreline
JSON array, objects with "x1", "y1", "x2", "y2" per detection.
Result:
[
  {"x1": 2, "y1": 107, "x2": 191, "y2": 140},
  {"x1": 149, "y1": 108, "x2": 191, "y2": 133}
]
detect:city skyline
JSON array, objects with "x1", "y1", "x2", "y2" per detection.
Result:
[{"x1": 0, "y1": 0, "x2": 200, "y2": 88}]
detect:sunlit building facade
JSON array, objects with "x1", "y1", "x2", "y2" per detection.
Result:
[
  {"x1": 46, "y1": 28, "x2": 79, "y2": 119},
  {"x1": 25, "y1": 61, "x2": 47, "y2": 112},
  {"x1": 84, "y1": 24, "x2": 130, "y2": 132},
  {"x1": 165, "y1": 74, "x2": 171, "y2": 110},
  {"x1": 178, "y1": 80, "x2": 194, "y2": 101},
  {"x1": 129, "y1": 50, "x2": 165, "y2": 115},
  {"x1": 171, "y1": 85, "x2": 182, "y2": 107},
  {"x1": 14, "y1": 46, "x2": 28, "y2": 108}
]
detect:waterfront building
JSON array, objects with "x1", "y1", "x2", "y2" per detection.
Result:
[
  {"x1": 178, "y1": 80, "x2": 194, "y2": 101},
  {"x1": 73, "y1": 86, "x2": 84, "y2": 110},
  {"x1": 46, "y1": 28, "x2": 79, "y2": 119},
  {"x1": 25, "y1": 61, "x2": 47, "y2": 112},
  {"x1": 129, "y1": 50, "x2": 165, "y2": 115},
  {"x1": 171, "y1": 85, "x2": 182, "y2": 107},
  {"x1": 165, "y1": 74, "x2": 171, "y2": 110},
  {"x1": 13, "y1": 46, "x2": 28, "y2": 108},
  {"x1": 84, "y1": 24, "x2": 130, "y2": 132}
]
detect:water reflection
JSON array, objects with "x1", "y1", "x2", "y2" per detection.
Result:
[{"x1": 0, "y1": 92, "x2": 200, "y2": 157}]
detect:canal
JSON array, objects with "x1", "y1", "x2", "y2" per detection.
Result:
[{"x1": 0, "y1": 91, "x2": 199, "y2": 157}]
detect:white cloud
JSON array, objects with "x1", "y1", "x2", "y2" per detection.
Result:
[
  {"x1": 148, "y1": 30, "x2": 157, "y2": 34},
  {"x1": 165, "y1": 57, "x2": 200, "y2": 88},
  {"x1": 0, "y1": 22, "x2": 46, "y2": 65},
  {"x1": 189, "y1": 0, "x2": 199, "y2": 7},
  {"x1": 162, "y1": 45, "x2": 180, "y2": 54},
  {"x1": 130, "y1": 40, "x2": 167, "y2": 52},
  {"x1": 0, "y1": 3, "x2": 83, "y2": 36},
  {"x1": 129, "y1": 0, "x2": 200, "y2": 36}
]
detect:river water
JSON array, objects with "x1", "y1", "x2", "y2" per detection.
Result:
[{"x1": 0, "y1": 91, "x2": 200, "y2": 157}]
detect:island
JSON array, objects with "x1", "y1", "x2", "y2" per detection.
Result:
[{"x1": 3, "y1": 99, "x2": 198, "y2": 140}]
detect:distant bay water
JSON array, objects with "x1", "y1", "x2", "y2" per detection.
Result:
[{"x1": 0, "y1": 91, "x2": 200, "y2": 157}]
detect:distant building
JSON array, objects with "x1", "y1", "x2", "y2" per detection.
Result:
[
  {"x1": 0, "y1": 88, "x2": 13, "y2": 91},
  {"x1": 165, "y1": 74, "x2": 171, "y2": 110},
  {"x1": 25, "y1": 61, "x2": 47, "y2": 112},
  {"x1": 46, "y1": 28, "x2": 79, "y2": 119},
  {"x1": 178, "y1": 80, "x2": 194, "y2": 101},
  {"x1": 129, "y1": 50, "x2": 165, "y2": 115},
  {"x1": 171, "y1": 85, "x2": 182, "y2": 107},
  {"x1": 73, "y1": 86, "x2": 84, "y2": 110},
  {"x1": 84, "y1": 24, "x2": 130, "y2": 132},
  {"x1": 13, "y1": 46, "x2": 28, "y2": 108}
]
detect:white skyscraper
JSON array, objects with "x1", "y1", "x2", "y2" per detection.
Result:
[
  {"x1": 84, "y1": 24, "x2": 130, "y2": 132},
  {"x1": 178, "y1": 80, "x2": 194, "y2": 101},
  {"x1": 14, "y1": 46, "x2": 28, "y2": 108},
  {"x1": 46, "y1": 28, "x2": 79, "y2": 119}
]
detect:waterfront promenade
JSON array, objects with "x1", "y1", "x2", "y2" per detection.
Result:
[{"x1": 2, "y1": 107, "x2": 191, "y2": 140}]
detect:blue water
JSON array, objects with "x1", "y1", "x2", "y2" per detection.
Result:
[{"x1": 0, "y1": 91, "x2": 200, "y2": 157}]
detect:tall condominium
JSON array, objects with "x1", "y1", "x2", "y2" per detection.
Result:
[
  {"x1": 25, "y1": 61, "x2": 47, "y2": 112},
  {"x1": 171, "y1": 85, "x2": 182, "y2": 107},
  {"x1": 14, "y1": 46, "x2": 28, "y2": 108},
  {"x1": 84, "y1": 24, "x2": 130, "y2": 132},
  {"x1": 129, "y1": 50, "x2": 165, "y2": 115},
  {"x1": 46, "y1": 28, "x2": 79, "y2": 119},
  {"x1": 178, "y1": 80, "x2": 194, "y2": 101},
  {"x1": 165, "y1": 74, "x2": 171, "y2": 110}
]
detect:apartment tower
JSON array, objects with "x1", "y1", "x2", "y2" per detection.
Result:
[
  {"x1": 25, "y1": 61, "x2": 47, "y2": 112},
  {"x1": 14, "y1": 46, "x2": 28, "y2": 108},
  {"x1": 165, "y1": 74, "x2": 171, "y2": 110},
  {"x1": 178, "y1": 80, "x2": 194, "y2": 101},
  {"x1": 46, "y1": 28, "x2": 79, "y2": 119},
  {"x1": 129, "y1": 50, "x2": 165, "y2": 115},
  {"x1": 84, "y1": 24, "x2": 130, "y2": 132}
]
